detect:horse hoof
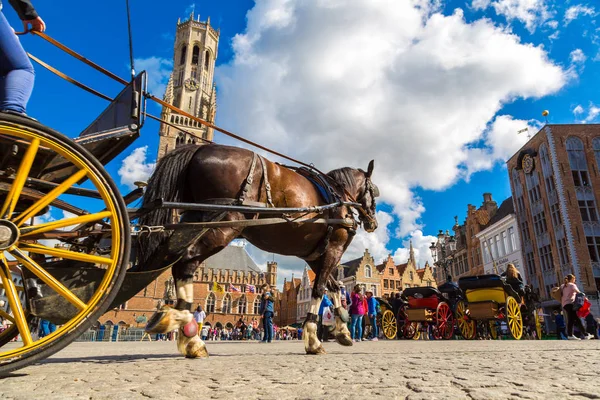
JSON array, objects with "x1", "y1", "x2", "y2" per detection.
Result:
[
  {"x1": 306, "y1": 345, "x2": 326, "y2": 355},
  {"x1": 336, "y1": 333, "x2": 353, "y2": 346},
  {"x1": 185, "y1": 345, "x2": 209, "y2": 359},
  {"x1": 145, "y1": 308, "x2": 170, "y2": 334}
]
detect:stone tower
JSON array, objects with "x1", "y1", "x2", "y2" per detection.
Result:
[
  {"x1": 157, "y1": 11, "x2": 219, "y2": 159},
  {"x1": 266, "y1": 261, "x2": 278, "y2": 287}
]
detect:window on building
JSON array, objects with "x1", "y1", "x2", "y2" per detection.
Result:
[
  {"x1": 587, "y1": 236, "x2": 600, "y2": 262},
  {"x1": 405, "y1": 284, "x2": 411, "y2": 289},
  {"x1": 579, "y1": 200, "x2": 599, "y2": 222},
  {"x1": 365, "y1": 265, "x2": 372, "y2": 278},
  {"x1": 191, "y1": 66, "x2": 197, "y2": 80},
  {"x1": 508, "y1": 227, "x2": 517, "y2": 252},
  {"x1": 567, "y1": 137, "x2": 590, "y2": 187},
  {"x1": 206, "y1": 292, "x2": 216, "y2": 313},
  {"x1": 238, "y1": 295, "x2": 247, "y2": 314},
  {"x1": 521, "y1": 220, "x2": 531, "y2": 242},
  {"x1": 253, "y1": 297, "x2": 261, "y2": 314},
  {"x1": 593, "y1": 137, "x2": 600, "y2": 170},
  {"x1": 371, "y1": 285, "x2": 377, "y2": 296},
  {"x1": 389, "y1": 268, "x2": 394, "y2": 275},
  {"x1": 501, "y1": 231, "x2": 508, "y2": 255},
  {"x1": 494, "y1": 235, "x2": 502, "y2": 257},
  {"x1": 550, "y1": 203, "x2": 562, "y2": 227},
  {"x1": 390, "y1": 280, "x2": 395, "y2": 289},
  {"x1": 545, "y1": 176, "x2": 556, "y2": 193},
  {"x1": 533, "y1": 212, "x2": 548, "y2": 236},
  {"x1": 396, "y1": 280, "x2": 401, "y2": 288},
  {"x1": 409, "y1": 271, "x2": 414, "y2": 281},
  {"x1": 179, "y1": 45, "x2": 187, "y2": 65},
  {"x1": 557, "y1": 238, "x2": 569, "y2": 265},
  {"x1": 222, "y1": 293, "x2": 231, "y2": 314},
  {"x1": 526, "y1": 251, "x2": 536, "y2": 276},
  {"x1": 188, "y1": 97, "x2": 193, "y2": 112},
  {"x1": 383, "y1": 279, "x2": 389, "y2": 289},
  {"x1": 192, "y1": 45, "x2": 200, "y2": 65},
  {"x1": 538, "y1": 245, "x2": 553, "y2": 271},
  {"x1": 204, "y1": 50, "x2": 210, "y2": 68}
]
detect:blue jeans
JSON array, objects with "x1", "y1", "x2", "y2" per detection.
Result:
[
  {"x1": 262, "y1": 311, "x2": 273, "y2": 342},
  {"x1": 0, "y1": 12, "x2": 35, "y2": 113},
  {"x1": 369, "y1": 314, "x2": 378, "y2": 338},
  {"x1": 351, "y1": 314, "x2": 363, "y2": 340}
]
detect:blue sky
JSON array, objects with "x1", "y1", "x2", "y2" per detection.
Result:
[{"x1": 8, "y1": 0, "x2": 599, "y2": 285}]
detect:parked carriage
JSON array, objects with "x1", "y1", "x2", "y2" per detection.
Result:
[
  {"x1": 395, "y1": 287, "x2": 455, "y2": 340},
  {"x1": 457, "y1": 274, "x2": 523, "y2": 340}
]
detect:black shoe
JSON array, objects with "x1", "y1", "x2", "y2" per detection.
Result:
[{"x1": 0, "y1": 109, "x2": 38, "y2": 122}]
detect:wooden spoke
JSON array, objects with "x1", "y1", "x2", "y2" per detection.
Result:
[
  {"x1": 0, "y1": 138, "x2": 40, "y2": 218},
  {"x1": 0, "y1": 256, "x2": 32, "y2": 346},
  {"x1": 0, "y1": 309, "x2": 15, "y2": 324},
  {"x1": 13, "y1": 169, "x2": 87, "y2": 226},
  {"x1": 20, "y1": 211, "x2": 112, "y2": 237},
  {"x1": 10, "y1": 247, "x2": 86, "y2": 310},
  {"x1": 17, "y1": 242, "x2": 113, "y2": 265}
]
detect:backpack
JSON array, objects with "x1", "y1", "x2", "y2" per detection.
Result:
[{"x1": 550, "y1": 286, "x2": 562, "y2": 302}]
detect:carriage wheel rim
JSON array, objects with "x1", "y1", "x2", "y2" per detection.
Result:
[
  {"x1": 0, "y1": 125, "x2": 122, "y2": 361},
  {"x1": 382, "y1": 310, "x2": 397, "y2": 339},
  {"x1": 506, "y1": 297, "x2": 523, "y2": 340}
]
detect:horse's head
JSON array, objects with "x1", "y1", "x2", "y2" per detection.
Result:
[{"x1": 328, "y1": 160, "x2": 380, "y2": 233}]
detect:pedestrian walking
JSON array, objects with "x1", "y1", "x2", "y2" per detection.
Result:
[
  {"x1": 350, "y1": 285, "x2": 366, "y2": 342},
  {"x1": 339, "y1": 281, "x2": 351, "y2": 310},
  {"x1": 259, "y1": 284, "x2": 275, "y2": 343},
  {"x1": 318, "y1": 288, "x2": 333, "y2": 342},
  {"x1": 366, "y1": 290, "x2": 379, "y2": 341},
  {"x1": 193, "y1": 305, "x2": 206, "y2": 334},
  {"x1": 553, "y1": 310, "x2": 567, "y2": 340},
  {"x1": 561, "y1": 274, "x2": 593, "y2": 340}
]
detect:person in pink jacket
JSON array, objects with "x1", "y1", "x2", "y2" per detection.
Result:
[
  {"x1": 561, "y1": 274, "x2": 593, "y2": 340},
  {"x1": 350, "y1": 285, "x2": 366, "y2": 342}
]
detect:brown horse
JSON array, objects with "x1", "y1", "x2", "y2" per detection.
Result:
[{"x1": 139, "y1": 144, "x2": 378, "y2": 357}]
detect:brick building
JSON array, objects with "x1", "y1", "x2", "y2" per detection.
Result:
[
  {"x1": 337, "y1": 249, "x2": 381, "y2": 296},
  {"x1": 99, "y1": 244, "x2": 279, "y2": 330},
  {"x1": 507, "y1": 124, "x2": 600, "y2": 315},
  {"x1": 277, "y1": 276, "x2": 301, "y2": 326}
]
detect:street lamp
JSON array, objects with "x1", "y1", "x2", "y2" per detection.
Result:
[{"x1": 430, "y1": 229, "x2": 457, "y2": 280}]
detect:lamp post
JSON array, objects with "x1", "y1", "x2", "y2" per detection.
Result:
[{"x1": 429, "y1": 229, "x2": 457, "y2": 282}]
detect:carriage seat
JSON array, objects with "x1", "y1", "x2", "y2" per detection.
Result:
[
  {"x1": 458, "y1": 274, "x2": 522, "y2": 302},
  {"x1": 438, "y1": 282, "x2": 462, "y2": 302},
  {"x1": 403, "y1": 287, "x2": 445, "y2": 309}
]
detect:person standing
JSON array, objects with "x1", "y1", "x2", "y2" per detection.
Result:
[
  {"x1": 350, "y1": 285, "x2": 366, "y2": 342},
  {"x1": 561, "y1": 274, "x2": 593, "y2": 340},
  {"x1": 553, "y1": 310, "x2": 567, "y2": 340},
  {"x1": 193, "y1": 305, "x2": 206, "y2": 334},
  {"x1": 366, "y1": 291, "x2": 379, "y2": 341},
  {"x1": 317, "y1": 288, "x2": 333, "y2": 342},
  {"x1": 0, "y1": 0, "x2": 45, "y2": 116},
  {"x1": 259, "y1": 284, "x2": 275, "y2": 343}
]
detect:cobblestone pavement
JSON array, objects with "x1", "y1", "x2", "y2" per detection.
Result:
[{"x1": 2, "y1": 339, "x2": 600, "y2": 399}]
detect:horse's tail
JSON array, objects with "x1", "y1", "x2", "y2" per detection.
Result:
[{"x1": 137, "y1": 145, "x2": 199, "y2": 266}]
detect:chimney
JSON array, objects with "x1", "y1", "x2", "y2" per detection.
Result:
[{"x1": 483, "y1": 193, "x2": 493, "y2": 203}]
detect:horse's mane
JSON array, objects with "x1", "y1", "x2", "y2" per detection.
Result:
[{"x1": 327, "y1": 167, "x2": 357, "y2": 193}]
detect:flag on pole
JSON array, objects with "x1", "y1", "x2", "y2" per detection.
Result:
[
  {"x1": 212, "y1": 281, "x2": 225, "y2": 294},
  {"x1": 230, "y1": 284, "x2": 241, "y2": 292},
  {"x1": 246, "y1": 284, "x2": 256, "y2": 293}
]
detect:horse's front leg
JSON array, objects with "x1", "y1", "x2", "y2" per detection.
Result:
[
  {"x1": 303, "y1": 297, "x2": 325, "y2": 355},
  {"x1": 329, "y1": 290, "x2": 352, "y2": 346}
]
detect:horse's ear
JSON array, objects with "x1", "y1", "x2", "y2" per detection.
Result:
[{"x1": 366, "y1": 160, "x2": 374, "y2": 177}]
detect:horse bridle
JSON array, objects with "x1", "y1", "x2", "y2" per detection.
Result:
[{"x1": 343, "y1": 176, "x2": 378, "y2": 227}]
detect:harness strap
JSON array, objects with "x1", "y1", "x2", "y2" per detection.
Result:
[
  {"x1": 239, "y1": 153, "x2": 258, "y2": 204},
  {"x1": 258, "y1": 155, "x2": 274, "y2": 208}
]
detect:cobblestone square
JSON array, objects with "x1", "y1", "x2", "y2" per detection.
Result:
[{"x1": 2, "y1": 340, "x2": 600, "y2": 399}]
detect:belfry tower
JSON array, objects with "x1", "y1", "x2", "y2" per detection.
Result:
[{"x1": 157, "y1": 11, "x2": 219, "y2": 159}]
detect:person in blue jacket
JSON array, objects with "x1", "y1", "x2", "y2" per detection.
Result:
[
  {"x1": 366, "y1": 290, "x2": 379, "y2": 341},
  {"x1": 317, "y1": 288, "x2": 333, "y2": 342}
]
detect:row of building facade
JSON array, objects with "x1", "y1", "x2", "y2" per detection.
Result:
[{"x1": 431, "y1": 124, "x2": 600, "y2": 319}]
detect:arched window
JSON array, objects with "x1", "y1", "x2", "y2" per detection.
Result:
[
  {"x1": 188, "y1": 97, "x2": 193, "y2": 112},
  {"x1": 206, "y1": 292, "x2": 216, "y2": 313},
  {"x1": 238, "y1": 295, "x2": 247, "y2": 314},
  {"x1": 179, "y1": 46, "x2": 187, "y2": 65},
  {"x1": 593, "y1": 137, "x2": 600, "y2": 170},
  {"x1": 204, "y1": 50, "x2": 210, "y2": 69},
  {"x1": 253, "y1": 297, "x2": 261, "y2": 314},
  {"x1": 222, "y1": 293, "x2": 231, "y2": 314},
  {"x1": 170, "y1": 115, "x2": 174, "y2": 123},
  {"x1": 365, "y1": 265, "x2": 372, "y2": 278},
  {"x1": 192, "y1": 46, "x2": 200, "y2": 65},
  {"x1": 567, "y1": 137, "x2": 590, "y2": 187}
]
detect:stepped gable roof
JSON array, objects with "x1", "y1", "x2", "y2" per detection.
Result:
[
  {"x1": 204, "y1": 245, "x2": 262, "y2": 274},
  {"x1": 475, "y1": 209, "x2": 491, "y2": 226},
  {"x1": 340, "y1": 257, "x2": 363, "y2": 278},
  {"x1": 483, "y1": 197, "x2": 514, "y2": 229},
  {"x1": 307, "y1": 269, "x2": 316, "y2": 283},
  {"x1": 293, "y1": 278, "x2": 301, "y2": 289},
  {"x1": 416, "y1": 269, "x2": 426, "y2": 280},
  {"x1": 396, "y1": 263, "x2": 408, "y2": 276},
  {"x1": 375, "y1": 262, "x2": 386, "y2": 273}
]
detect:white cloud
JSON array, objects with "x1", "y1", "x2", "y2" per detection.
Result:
[
  {"x1": 574, "y1": 103, "x2": 600, "y2": 123},
  {"x1": 564, "y1": 5, "x2": 596, "y2": 26},
  {"x1": 392, "y1": 230, "x2": 438, "y2": 268},
  {"x1": 585, "y1": 104, "x2": 600, "y2": 123},
  {"x1": 473, "y1": 0, "x2": 553, "y2": 33},
  {"x1": 134, "y1": 56, "x2": 172, "y2": 97},
  {"x1": 570, "y1": 48, "x2": 587, "y2": 64},
  {"x1": 343, "y1": 211, "x2": 395, "y2": 263},
  {"x1": 573, "y1": 104, "x2": 584, "y2": 115},
  {"x1": 545, "y1": 20, "x2": 558, "y2": 29},
  {"x1": 118, "y1": 146, "x2": 156, "y2": 189},
  {"x1": 215, "y1": 0, "x2": 567, "y2": 237}
]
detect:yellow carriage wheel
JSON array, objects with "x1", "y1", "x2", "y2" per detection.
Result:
[
  {"x1": 506, "y1": 296, "x2": 523, "y2": 340},
  {"x1": 381, "y1": 309, "x2": 397, "y2": 340},
  {"x1": 456, "y1": 300, "x2": 476, "y2": 340},
  {"x1": 489, "y1": 320, "x2": 498, "y2": 340},
  {"x1": 0, "y1": 115, "x2": 129, "y2": 374},
  {"x1": 535, "y1": 310, "x2": 543, "y2": 340}
]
